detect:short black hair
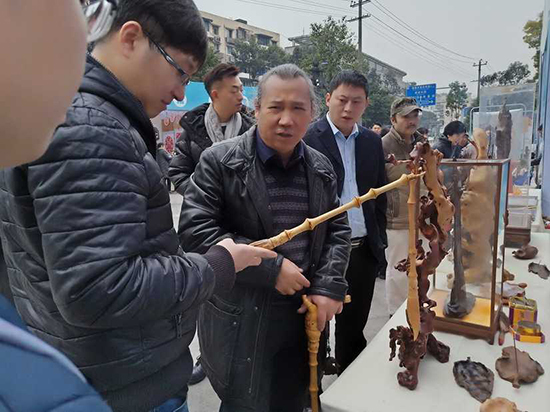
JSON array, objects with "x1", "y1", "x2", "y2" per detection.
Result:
[
  {"x1": 204, "y1": 64, "x2": 240, "y2": 97},
  {"x1": 104, "y1": 0, "x2": 208, "y2": 66},
  {"x1": 328, "y1": 70, "x2": 369, "y2": 98},
  {"x1": 417, "y1": 127, "x2": 429, "y2": 135},
  {"x1": 372, "y1": 122, "x2": 382, "y2": 128},
  {"x1": 443, "y1": 121, "x2": 466, "y2": 137}
]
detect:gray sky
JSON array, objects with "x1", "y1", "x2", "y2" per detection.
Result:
[{"x1": 195, "y1": 0, "x2": 544, "y2": 94}]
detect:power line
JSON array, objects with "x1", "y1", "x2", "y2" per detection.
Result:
[
  {"x1": 370, "y1": 0, "x2": 479, "y2": 61},
  {"x1": 233, "y1": 0, "x2": 347, "y2": 18},
  {"x1": 363, "y1": 19, "x2": 472, "y2": 80},
  {"x1": 368, "y1": 13, "x2": 473, "y2": 66}
]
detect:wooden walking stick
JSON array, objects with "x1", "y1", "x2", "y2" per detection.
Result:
[
  {"x1": 406, "y1": 174, "x2": 421, "y2": 340},
  {"x1": 251, "y1": 173, "x2": 424, "y2": 250},
  {"x1": 302, "y1": 295, "x2": 321, "y2": 412},
  {"x1": 302, "y1": 294, "x2": 351, "y2": 412}
]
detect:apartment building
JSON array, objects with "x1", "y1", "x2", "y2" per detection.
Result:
[{"x1": 200, "y1": 10, "x2": 281, "y2": 63}]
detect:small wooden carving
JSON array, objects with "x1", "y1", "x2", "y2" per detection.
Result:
[
  {"x1": 453, "y1": 357, "x2": 494, "y2": 402},
  {"x1": 480, "y1": 397, "x2": 521, "y2": 412},
  {"x1": 512, "y1": 244, "x2": 538, "y2": 260},
  {"x1": 495, "y1": 346, "x2": 544, "y2": 388},
  {"x1": 528, "y1": 262, "x2": 550, "y2": 280}
]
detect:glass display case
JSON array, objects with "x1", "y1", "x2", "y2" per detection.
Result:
[
  {"x1": 473, "y1": 84, "x2": 536, "y2": 246},
  {"x1": 429, "y1": 159, "x2": 510, "y2": 343}
]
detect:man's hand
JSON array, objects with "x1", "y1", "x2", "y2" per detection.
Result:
[
  {"x1": 298, "y1": 295, "x2": 343, "y2": 331},
  {"x1": 216, "y1": 238, "x2": 277, "y2": 273},
  {"x1": 275, "y1": 258, "x2": 311, "y2": 295}
]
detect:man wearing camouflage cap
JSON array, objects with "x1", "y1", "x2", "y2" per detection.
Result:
[{"x1": 381, "y1": 97, "x2": 426, "y2": 316}]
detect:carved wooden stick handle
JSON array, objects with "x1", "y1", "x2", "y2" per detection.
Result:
[{"x1": 251, "y1": 173, "x2": 424, "y2": 250}]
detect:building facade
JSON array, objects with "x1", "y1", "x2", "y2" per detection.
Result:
[{"x1": 200, "y1": 10, "x2": 281, "y2": 64}]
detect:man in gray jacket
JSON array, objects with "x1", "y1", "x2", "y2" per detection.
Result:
[{"x1": 382, "y1": 97, "x2": 424, "y2": 315}]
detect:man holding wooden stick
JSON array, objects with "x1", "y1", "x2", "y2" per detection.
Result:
[{"x1": 178, "y1": 64, "x2": 351, "y2": 412}]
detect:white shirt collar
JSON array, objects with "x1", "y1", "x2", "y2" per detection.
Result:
[{"x1": 326, "y1": 114, "x2": 359, "y2": 139}]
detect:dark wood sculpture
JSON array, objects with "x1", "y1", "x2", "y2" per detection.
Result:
[
  {"x1": 496, "y1": 102, "x2": 513, "y2": 159},
  {"x1": 389, "y1": 142, "x2": 452, "y2": 390},
  {"x1": 453, "y1": 357, "x2": 494, "y2": 402},
  {"x1": 512, "y1": 244, "x2": 539, "y2": 260}
]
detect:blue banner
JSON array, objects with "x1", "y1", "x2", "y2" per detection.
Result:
[
  {"x1": 406, "y1": 83, "x2": 437, "y2": 107},
  {"x1": 166, "y1": 81, "x2": 257, "y2": 111}
]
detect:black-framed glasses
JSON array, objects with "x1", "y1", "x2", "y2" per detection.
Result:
[{"x1": 144, "y1": 31, "x2": 191, "y2": 87}]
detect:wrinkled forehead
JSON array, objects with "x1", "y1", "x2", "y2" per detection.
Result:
[{"x1": 260, "y1": 75, "x2": 311, "y2": 105}]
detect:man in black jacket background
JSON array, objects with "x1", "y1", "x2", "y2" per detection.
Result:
[
  {"x1": 168, "y1": 63, "x2": 255, "y2": 195},
  {"x1": 0, "y1": 1, "x2": 274, "y2": 411},
  {"x1": 304, "y1": 70, "x2": 387, "y2": 373}
]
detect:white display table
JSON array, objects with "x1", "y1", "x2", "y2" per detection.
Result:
[{"x1": 320, "y1": 233, "x2": 550, "y2": 412}]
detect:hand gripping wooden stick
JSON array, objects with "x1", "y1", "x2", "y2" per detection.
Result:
[
  {"x1": 303, "y1": 295, "x2": 351, "y2": 412},
  {"x1": 251, "y1": 173, "x2": 424, "y2": 250}
]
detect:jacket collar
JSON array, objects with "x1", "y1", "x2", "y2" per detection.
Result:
[
  {"x1": 314, "y1": 116, "x2": 344, "y2": 169},
  {"x1": 80, "y1": 55, "x2": 157, "y2": 157},
  {"x1": 180, "y1": 103, "x2": 256, "y2": 150},
  {"x1": 387, "y1": 127, "x2": 422, "y2": 147},
  {"x1": 222, "y1": 126, "x2": 333, "y2": 178},
  {"x1": 221, "y1": 127, "x2": 334, "y2": 237}
]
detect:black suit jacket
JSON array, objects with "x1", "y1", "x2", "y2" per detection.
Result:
[{"x1": 304, "y1": 116, "x2": 387, "y2": 263}]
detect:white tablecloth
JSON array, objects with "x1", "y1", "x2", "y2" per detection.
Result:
[{"x1": 320, "y1": 233, "x2": 550, "y2": 412}]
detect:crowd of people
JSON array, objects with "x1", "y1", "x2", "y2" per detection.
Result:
[{"x1": 0, "y1": 1, "x2": 481, "y2": 412}]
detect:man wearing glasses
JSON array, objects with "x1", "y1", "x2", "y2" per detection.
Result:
[{"x1": 0, "y1": 1, "x2": 275, "y2": 412}]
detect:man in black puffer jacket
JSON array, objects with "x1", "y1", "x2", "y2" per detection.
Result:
[
  {"x1": 0, "y1": 2, "x2": 274, "y2": 411},
  {"x1": 168, "y1": 64, "x2": 255, "y2": 195}
]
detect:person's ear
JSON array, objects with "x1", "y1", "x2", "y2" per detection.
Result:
[
  {"x1": 117, "y1": 21, "x2": 144, "y2": 58},
  {"x1": 211, "y1": 90, "x2": 219, "y2": 101},
  {"x1": 325, "y1": 93, "x2": 331, "y2": 108}
]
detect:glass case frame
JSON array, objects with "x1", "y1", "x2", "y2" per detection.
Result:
[{"x1": 429, "y1": 158, "x2": 510, "y2": 344}]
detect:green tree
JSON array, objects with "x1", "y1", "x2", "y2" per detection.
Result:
[
  {"x1": 523, "y1": 12, "x2": 543, "y2": 81},
  {"x1": 233, "y1": 37, "x2": 290, "y2": 81},
  {"x1": 191, "y1": 45, "x2": 222, "y2": 81},
  {"x1": 294, "y1": 16, "x2": 369, "y2": 92},
  {"x1": 362, "y1": 70, "x2": 395, "y2": 127},
  {"x1": 446, "y1": 81, "x2": 468, "y2": 120},
  {"x1": 419, "y1": 110, "x2": 439, "y2": 135},
  {"x1": 480, "y1": 61, "x2": 531, "y2": 86},
  {"x1": 233, "y1": 37, "x2": 265, "y2": 81}
]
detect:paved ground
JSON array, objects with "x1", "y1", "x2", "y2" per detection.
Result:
[{"x1": 171, "y1": 193, "x2": 390, "y2": 411}]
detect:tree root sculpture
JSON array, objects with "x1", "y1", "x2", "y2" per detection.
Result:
[
  {"x1": 389, "y1": 142, "x2": 452, "y2": 390},
  {"x1": 461, "y1": 129, "x2": 498, "y2": 285}
]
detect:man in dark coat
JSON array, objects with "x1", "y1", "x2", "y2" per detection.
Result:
[
  {"x1": 168, "y1": 63, "x2": 255, "y2": 195},
  {"x1": 179, "y1": 64, "x2": 351, "y2": 412},
  {"x1": 0, "y1": 2, "x2": 273, "y2": 411},
  {"x1": 304, "y1": 70, "x2": 387, "y2": 372}
]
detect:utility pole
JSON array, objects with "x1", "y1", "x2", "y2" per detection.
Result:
[
  {"x1": 473, "y1": 59, "x2": 488, "y2": 100},
  {"x1": 349, "y1": 0, "x2": 371, "y2": 54}
]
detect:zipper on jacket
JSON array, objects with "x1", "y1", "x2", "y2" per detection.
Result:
[
  {"x1": 248, "y1": 292, "x2": 269, "y2": 395},
  {"x1": 175, "y1": 314, "x2": 183, "y2": 338}
]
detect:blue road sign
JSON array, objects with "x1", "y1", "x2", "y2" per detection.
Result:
[{"x1": 406, "y1": 83, "x2": 436, "y2": 107}]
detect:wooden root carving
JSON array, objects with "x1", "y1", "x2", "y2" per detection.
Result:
[{"x1": 389, "y1": 142, "x2": 451, "y2": 390}]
